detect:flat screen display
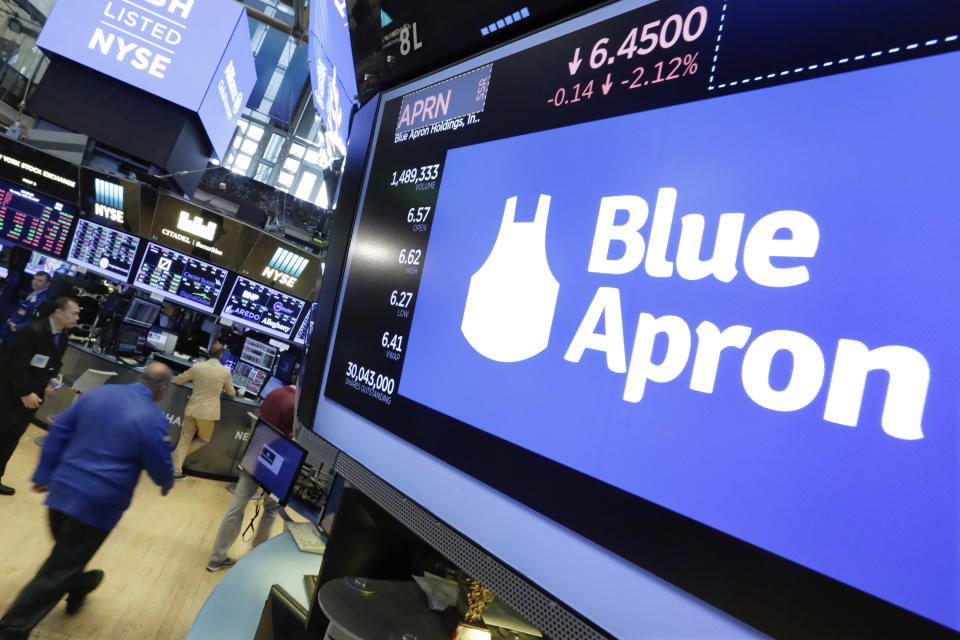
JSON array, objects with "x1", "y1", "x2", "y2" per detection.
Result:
[
  {"x1": 313, "y1": 0, "x2": 960, "y2": 636},
  {"x1": 0, "y1": 137, "x2": 79, "y2": 203},
  {"x1": 259, "y1": 376, "x2": 285, "y2": 399},
  {"x1": 221, "y1": 276, "x2": 306, "y2": 341},
  {"x1": 241, "y1": 337, "x2": 277, "y2": 371},
  {"x1": 239, "y1": 418, "x2": 306, "y2": 504},
  {"x1": 133, "y1": 242, "x2": 227, "y2": 313},
  {"x1": 232, "y1": 361, "x2": 268, "y2": 397},
  {"x1": 67, "y1": 218, "x2": 140, "y2": 281},
  {"x1": 124, "y1": 298, "x2": 162, "y2": 328},
  {"x1": 221, "y1": 350, "x2": 238, "y2": 371},
  {"x1": 24, "y1": 251, "x2": 65, "y2": 276},
  {"x1": 0, "y1": 178, "x2": 76, "y2": 259}
]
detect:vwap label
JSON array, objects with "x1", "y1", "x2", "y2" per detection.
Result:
[{"x1": 462, "y1": 191, "x2": 929, "y2": 441}]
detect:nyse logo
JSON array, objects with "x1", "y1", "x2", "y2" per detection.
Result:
[
  {"x1": 461, "y1": 191, "x2": 931, "y2": 441},
  {"x1": 177, "y1": 211, "x2": 217, "y2": 242},
  {"x1": 262, "y1": 247, "x2": 308, "y2": 288},
  {"x1": 88, "y1": 0, "x2": 197, "y2": 80},
  {"x1": 94, "y1": 178, "x2": 124, "y2": 223}
]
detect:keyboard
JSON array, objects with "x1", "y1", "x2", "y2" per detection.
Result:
[{"x1": 287, "y1": 522, "x2": 326, "y2": 554}]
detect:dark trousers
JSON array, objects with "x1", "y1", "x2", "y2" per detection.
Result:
[
  {"x1": 0, "y1": 398, "x2": 36, "y2": 480},
  {"x1": 0, "y1": 509, "x2": 110, "y2": 639}
]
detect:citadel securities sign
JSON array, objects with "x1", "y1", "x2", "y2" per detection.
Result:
[{"x1": 37, "y1": 0, "x2": 256, "y2": 157}]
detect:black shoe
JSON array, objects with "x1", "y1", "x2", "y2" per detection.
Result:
[
  {"x1": 0, "y1": 483, "x2": 14, "y2": 496},
  {"x1": 66, "y1": 570, "x2": 104, "y2": 615}
]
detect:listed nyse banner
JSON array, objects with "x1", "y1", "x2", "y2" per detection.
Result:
[
  {"x1": 324, "y1": 0, "x2": 960, "y2": 632},
  {"x1": 37, "y1": 0, "x2": 256, "y2": 157}
]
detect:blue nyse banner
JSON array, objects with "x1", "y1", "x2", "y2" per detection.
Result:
[
  {"x1": 38, "y1": 0, "x2": 256, "y2": 157},
  {"x1": 400, "y1": 53, "x2": 960, "y2": 631}
]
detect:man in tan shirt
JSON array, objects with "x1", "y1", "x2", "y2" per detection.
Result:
[{"x1": 171, "y1": 342, "x2": 236, "y2": 477}]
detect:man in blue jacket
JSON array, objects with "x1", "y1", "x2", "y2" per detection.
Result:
[
  {"x1": 0, "y1": 362, "x2": 175, "y2": 639},
  {"x1": 0, "y1": 271, "x2": 51, "y2": 343}
]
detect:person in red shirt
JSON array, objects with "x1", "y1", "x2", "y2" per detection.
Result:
[
  {"x1": 257, "y1": 371, "x2": 297, "y2": 437},
  {"x1": 205, "y1": 368, "x2": 298, "y2": 571}
]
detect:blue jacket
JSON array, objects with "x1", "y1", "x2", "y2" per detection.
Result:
[
  {"x1": 33, "y1": 382, "x2": 174, "y2": 531},
  {"x1": 0, "y1": 288, "x2": 48, "y2": 342}
]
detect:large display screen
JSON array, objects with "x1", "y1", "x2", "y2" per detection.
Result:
[
  {"x1": 0, "y1": 137, "x2": 78, "y2": 203},
  {"x1": 315, "y1": 0, "x2": 960, "y2": 636},
  {"x1": 221, "y1": 276, "x2": 306, "y2": 340},
  {"x1": 0, "y1": 178, "x2": 77, "y2": 258},
  {"x1": 133, "y1": 242, "x2": 227, "y2": 313},
  {"x1": 67, "y1": 218, "x2": 140, "y2": 281},
  {"x1": 36, "y1": 0, "x2": 256, "y2": 157}
]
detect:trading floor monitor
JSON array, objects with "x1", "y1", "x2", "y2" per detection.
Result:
[{"x1": 239, "y1": 417, "x2": 307, "y2": 505}]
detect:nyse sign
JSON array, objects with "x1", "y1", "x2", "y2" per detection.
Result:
[
  {"x1": 89, "y1": 1, "x2": 196, "y2": 80},
  {"x1": 38, "y1": 0, "x2": 248, "y2": 112},
  {"x1": 260, "y1": 247, "x2": 309, "y2": 289},
  {"x1": 39, "y1": 0, "x2": 256, "y2": 160},
  {"x1": 261, "y1": 266, "x2": 298, "y2": 288}
]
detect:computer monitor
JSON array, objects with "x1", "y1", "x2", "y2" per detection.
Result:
[
  {"x1": 274, "y1": 352, "x2": 297, "y2": 384},
  {"x1": 116, "y1": 323, "x2": 148, "y2": 357},
  {"x1": 24, "y1": 251, "x2": 65, "y2": 276},
  {"x1": 240, "y1": 337, "x2": 277, "y2": 370},
  {"x1": 232, "y1": 361, "x2": 268, "y2": 397},
  {"x1": 221, "y1": 350, "x2": 238, "y2": 371},
  {"x1": 124, "y1": 298, "x2": 162, "y2": 328},
  {"x1": 238, "y1": 418, "x2": 307, "y2": 505},
  {"x1": 259, "y1": 376, "x2": 285, "y2": 399}
]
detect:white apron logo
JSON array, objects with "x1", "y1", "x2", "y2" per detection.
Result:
[
  {"x1": 461, "y1": 188, "x2": 931, "y2": 441},
  {"x1": 461, "y1": 195, "x2": 559, "y2": 362}
]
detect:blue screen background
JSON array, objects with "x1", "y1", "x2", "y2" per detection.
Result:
[
  {"x1": 400, "y1": 53, "x2": 960, "y2": 629},
  {"x1": 244, "y1": 423, "x2": 302, "y2": 502}
]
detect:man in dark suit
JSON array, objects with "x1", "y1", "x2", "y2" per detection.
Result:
[
  {"x1": 0, "y1": 297, "x2": 80, "y2": 495},
  {"x1": 0, "y1": 271, "x2": 51, "y2": 343}
]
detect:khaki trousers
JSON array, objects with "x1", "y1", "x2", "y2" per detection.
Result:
[{"x1": 171, "y1": 416, "x2": 215, "y2": 476}]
